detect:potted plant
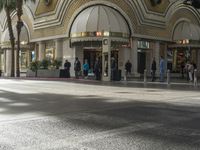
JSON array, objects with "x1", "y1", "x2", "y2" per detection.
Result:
[
  {"x1": 41, "y1": 59, "x2": 50, "y2": 69},
  {"x1": 29, "y1": 61, "x2": 41, "y2": 77},
  {"x1": 52, "y1": 59, "x2": 62, "y2": 69}
]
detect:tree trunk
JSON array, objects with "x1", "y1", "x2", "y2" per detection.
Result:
[
  {"x1": 5, "y1": 6, "x2": 15, "y2": 77},
  {"x1": 16, "y1": 0, "x2": 23, "y2": 77}
]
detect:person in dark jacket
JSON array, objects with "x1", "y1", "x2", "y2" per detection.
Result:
[
  {"x1": 125, "y1": 60, "x2": 132, "y2": 76},
  {"x1": 94, "y1": 58, "x2": 101, "y2": 80},
  {"x1": 64, "y1": 60, "x2": 71, "y2": 78},
  {"x1": 74, "y1": 57, "x2": 81, "y2": 79},
  {"x1": 151, "y1": 57, "x2": 156, "y2": 81},
  {"x1": 111, "y1": 57, "x2": 117, "y2": 81}
]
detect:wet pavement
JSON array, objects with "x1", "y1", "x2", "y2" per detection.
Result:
[{"x1": 0, "y1": 79, "x2": 200, "y2": 149}]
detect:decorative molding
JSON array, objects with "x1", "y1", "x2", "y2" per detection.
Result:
[{"x1": 35, "y1": 0, "x2": 58, "y2": 16}]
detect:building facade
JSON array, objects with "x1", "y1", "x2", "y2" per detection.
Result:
[{"x1": 0, "y1": 0, "x2": 200, "y2": 80}]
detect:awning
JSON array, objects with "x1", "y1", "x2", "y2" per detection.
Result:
[
  {"x1": 173, "y1": 21, "x2": 200, "y2": 41},
  {"x1": 70, "y1": 5, "x2": 130, "y2": 43}
]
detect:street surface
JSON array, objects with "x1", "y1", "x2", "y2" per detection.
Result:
[{"x1": 0, "y1": 79, "x2": 200, "y2": 150}]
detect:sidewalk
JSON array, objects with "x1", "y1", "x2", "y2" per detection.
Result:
[{"x1": 0, "y1": 76, "x2": 199, "y2": 91}]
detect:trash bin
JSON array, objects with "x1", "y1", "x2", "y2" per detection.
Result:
[
  {"x1": 116, "y1": 69, "x2": 121, "y2": 81},
  {"x1": 112, "y1": 69, "x2": 121, "y2": 81}
]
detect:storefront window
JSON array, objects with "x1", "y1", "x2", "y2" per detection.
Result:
[
  {"x1": 20, "y1": 51, "x2": 27, "y2": 69},
  {"x1": 167, "y1": 48, "x2": 190, "y2": 73},
  {"x1": 45, "y1": 48, "x2": 54, "y2": 61},
  {"x1": 31, "y1": 51, "x2": 35, "y2": 61}
]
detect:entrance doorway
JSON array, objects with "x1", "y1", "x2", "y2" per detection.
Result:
[
  {"x1": 137, "y1": 51, "x2": 146, "y2": 74},
  {"x1": 83, "y1": 49, "x2": 102, "y2": 75},
  {"x1": 83, "y1": 48, "x2": 119, "y2": 79}
]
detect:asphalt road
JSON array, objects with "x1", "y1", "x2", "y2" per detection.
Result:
[{"x1": 0, "y1": 79, "x2": 200, "y2": 150}]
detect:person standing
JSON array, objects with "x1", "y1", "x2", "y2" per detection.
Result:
[
  {"x1": 94, "y1": 58, "x2": 101, "y2": 80},
  {"x1": 125, "y1": 60, "x2": 132, "y2": 80},
  {"x1": 180, "y1": 61, "x2": 185, "y2": 78},
  {"x1": 111, "y1": 57, "x2": 117, "y2": 81},
  {"x1": 74, "y1": 57, "x2": 81, "y2": 79},
  {"x1": 185, "y1": 61, "x2": 190, "y2": 81},
  {"x1": 64, "y1": 60, "x2": 71, "y2": 78},
  {"x1": 188, "y1": 62, "x2": 194, "y2": 81},
  {"x1": 83, "y1": 59, "x2": 89, "y2": 79},
  {"x1": 151, "y1": 57, "x2": 156, "y2": 81},
  {"x1": 159, "y1": 56, "x2": 165, "y2": 82}
]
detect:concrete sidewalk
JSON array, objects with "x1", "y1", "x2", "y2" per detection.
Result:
[{"x1": 0, "y1": 76, "x2": 199, "y2": 91}]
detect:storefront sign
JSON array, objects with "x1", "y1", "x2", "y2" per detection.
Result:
[{"x1": 137, "y1": 41, "x2": 150, "y2": 49}]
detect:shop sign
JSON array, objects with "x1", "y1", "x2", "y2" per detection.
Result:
[{"x1": 137, "y1": 41, "x2": 150, "y2": 49}]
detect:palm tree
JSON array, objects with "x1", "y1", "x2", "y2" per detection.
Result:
[
  {"x1": 0, "y1": 0, "x2": 16, "y2": 77},
  {"x1": 16, "y1": 0, "x2": 35, "y2": 77}
]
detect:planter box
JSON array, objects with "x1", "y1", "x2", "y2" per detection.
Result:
[
  {"x1": 26, "y1": 70, "x2": 36, "y2": 77},
  {"x1": 26, "y1": 69, "x2": 60, "y2": 78}
]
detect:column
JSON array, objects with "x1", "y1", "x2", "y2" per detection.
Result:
[
  {"x1": 197, "y1": 50, "x2": 200, "y2": 75},
  {"x1": 154, "y1": 41, "x2": 160, "y2": 76},
  {"x1": 131, "y1": 38, "x2": 139, "y2": 77},
  {"x1": 5, "y1": 49, "x2": 12, "y2": 76},
  {"x1": 15, "y1": 50, "x2": 17, "y2": 73},
  {"x1": 102, "y1": 38, "x2": 111, "y2": 81},
  {"x1": 55, "y1": 39, "x2": 63, "y2": 60},
  {"x1": 27, "y1": 50, "x2": 31, "y2": 67},
  {"x1": 63, "y1": 38, "x2": 75, "y2": 76},
  {"x1": 38, "y1": 42, "x2": 45, "y2": 61},
  {"x1": 4, "y1": 50, "x2": 6, "y2": 75},
  {"x1": 0, "y1": 52, "x2": 2, "y2": 71}
]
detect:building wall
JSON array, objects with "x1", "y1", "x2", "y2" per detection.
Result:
[{"x1": 1, "y1": 0, "x2": 200, "y2": 77}]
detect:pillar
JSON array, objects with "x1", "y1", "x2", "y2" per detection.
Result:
[
  {"x1": 63, "y1": 38, "x2": 75, "y2": 76},
  {"x1": 154, "y1": 41, "x2": 160, "y2": 76},
  {"x1": 102, "y1": 38, "x2": 111, "y2": 81},
  {"x1": 55, "y1": 39, "x2": 63, "y2": 60},
  {"x1": 0, "y1": 52, "x2": 2, "y2": 71},
  {"x1": 197, "y1": 50, "x2": 200, "y2": 76},
  {"x1": 27, "y1": 50, "x2": 31, "y2": 67},
  {"x1": 131, "y1": 38, "x2": 139, "y2": 77},
  {"x1": 118, "y1": 47, "x2": 130, "y2": 77},
  {"x1": 5, "y1": 49, "x2": 12, "y2": 76},
  {"x1": 38, "y1": 42, "x2": 45, "y2": 61},
  {"x1": 3, "y1": 50, "x2": 6, "y2": 75}
]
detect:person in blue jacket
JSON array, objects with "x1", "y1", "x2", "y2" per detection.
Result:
[
  {"x1": 160, "y1": 56, "x2": 165, "y2": 82},
  {"x1": 83, "y1": 60, "x2": 89, "y2": 79}
]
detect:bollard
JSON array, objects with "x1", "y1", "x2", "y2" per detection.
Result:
[
  {"x1": 194, "y1": 69, "x2": 198, "y2": 86},
  {"x1": 144, "y1": 69, "x2": 147, "y2": 83},
  {"x1": 124, "y1": 70, "x2": 127, "y2": 81},
  {"x1": 167, "y1": 69, "x2": 170, "y2": 84}
]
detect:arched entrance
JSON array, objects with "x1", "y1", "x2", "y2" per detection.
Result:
[
  {"x1": 168, "y1": 21, "x2": 200, "y2": 78},
  {"x1": 70, "y1": 5, "x2": 131, "y2": 81},
  {"x1": 1, "y1": 24, "x2": 31, "y2": 76}
]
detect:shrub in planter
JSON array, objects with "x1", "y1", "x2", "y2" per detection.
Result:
[
  {"x1": 41, "y1": 59, "x2": 50, "y2": 69},
  {"x1": 52, "y1": 59, "x2": 62, "y2": 69},
  {"x1": 30, "y1": 61, "x2": 41, "y2": 77}
]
